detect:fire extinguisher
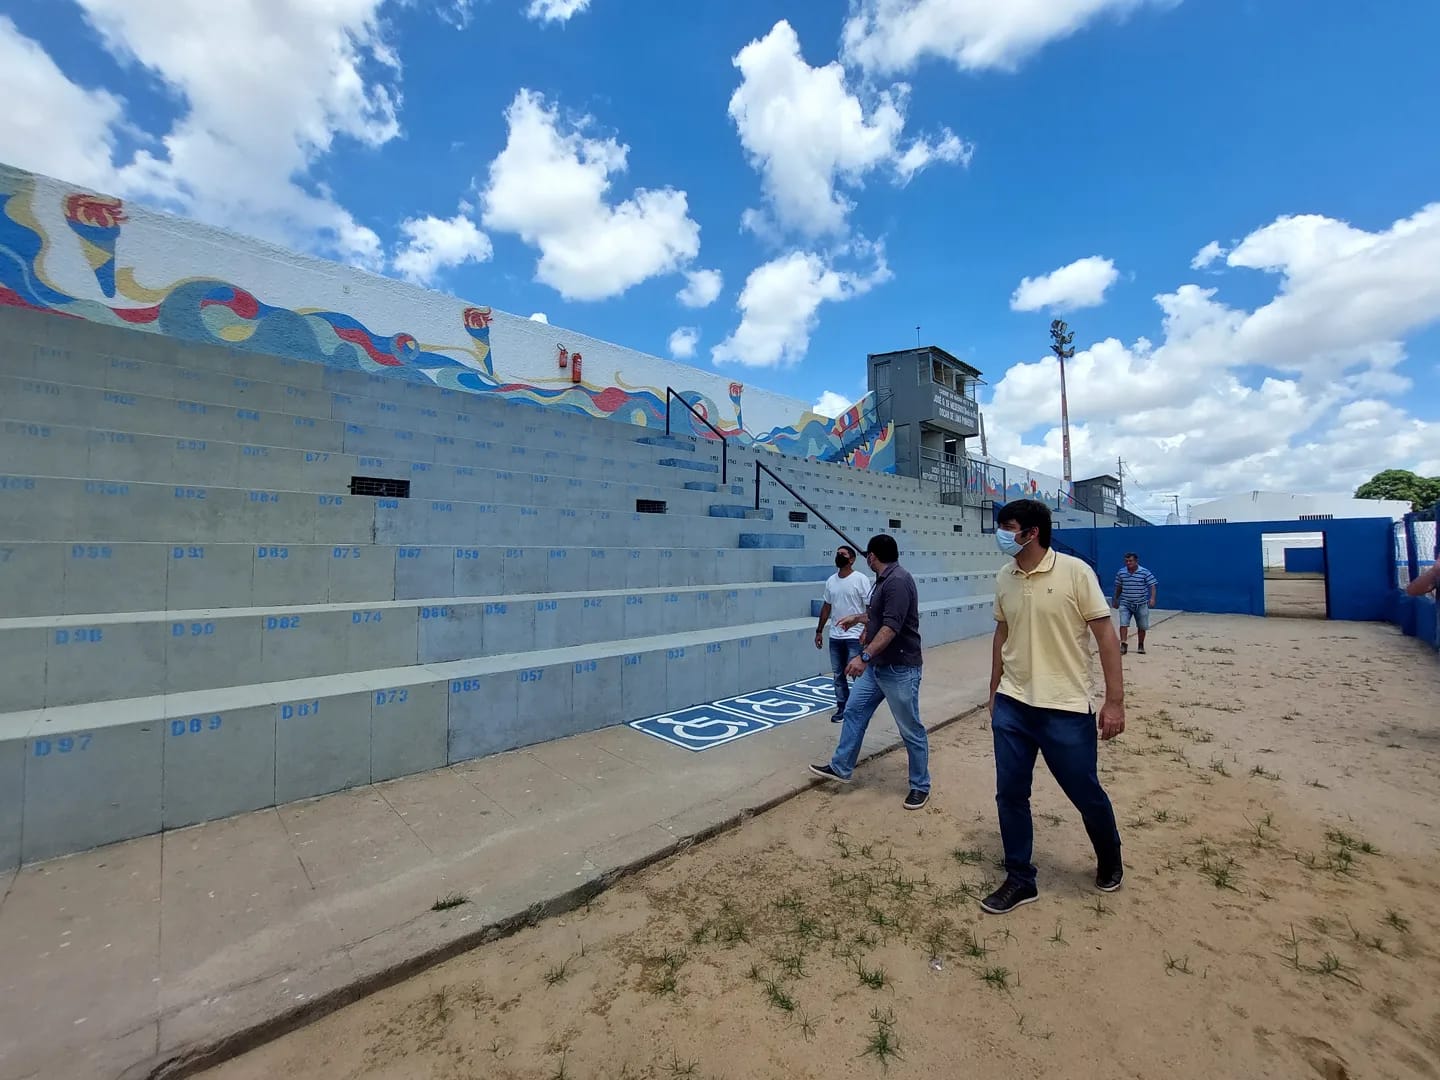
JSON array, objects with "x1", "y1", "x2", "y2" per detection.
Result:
[{"x1": 570, "y1": 353, "x2": 583, "y2": 384}]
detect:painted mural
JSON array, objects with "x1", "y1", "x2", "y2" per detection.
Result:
[{"x1": 0, "y1": 164, "x2": 894, "y2": 472}]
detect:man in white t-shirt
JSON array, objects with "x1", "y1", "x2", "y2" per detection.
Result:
[{"x1": 815, "y1": 544, "x2": 873, "y2": 723}]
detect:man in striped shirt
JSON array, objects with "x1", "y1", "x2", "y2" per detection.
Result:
[{"x1": 1112, "y1": 553, "x2": 1157, "y2": 655}]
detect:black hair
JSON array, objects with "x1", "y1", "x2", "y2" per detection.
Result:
[
  {"x1": 865, "y1": 533, "x2": 899, "y2": 563},
  {"x1": 996, "y1": 499, "x2": 1052, "y2": 548},
  {"x1": 1124, "y1": 551, "x2": 1139, "y2": 560},
  {"x1": 836, "y1": 544, "x2": 855, "y2": 560}
]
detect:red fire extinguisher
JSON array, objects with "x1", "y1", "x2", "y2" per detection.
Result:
[{"x1": 570, "y1": 353, "x2": 583, "y2": 383}]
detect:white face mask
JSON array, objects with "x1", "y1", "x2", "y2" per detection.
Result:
[{"x1": 996, "y1": 528, "x2": 1030, "y2": 557}]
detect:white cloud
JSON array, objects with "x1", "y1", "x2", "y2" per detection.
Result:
[
  {"x1": 728, "y1": 20, "x2": 970, "y2": 238},
  {"x1": 1010, "y1": 255, "x2": 1119, "y2": 312},
  {"x1": 62, "y1": 0, "x2": 409, "y2": 267},
  {"x1": 813, "y1": 390, "x2": 855, "y2": 418},
  {"x1": 713, "y1": 244, "x2": 892, "y2": 368},
  {"x1": 441, "y1": 1, "x2": 476, "y2": 28},
  {"x1": 0, "y1": 17, "x2": 124, "y2": 192},
  {"x1": 842, "y1": 0, "x2": 1175, "y2": 75},
  {"x1": 892, "y1": 129, "x2": 973, "y2": 183},
  {"x1": 984, "y1": 203, "x2": 1440, "y2": 517},
  {"x1": 526, "y1": 0, "x2": 591, "y2": 22},
  {"x1": 677, "y1": 268, "x2": 724, "y2": 308},
  {"x1": 529, "y1": 312, "x2": 549, "y2": 323},
  {"x1": 392, "y1": 208, "x2": 492, "y2": 285},
  {"x1": 1190, "y1": 240, "x2": 1225, "y2": 270},
  {"x1": 668, "y1": 327, "x2": 700, "y2": 360},
  {"x1": 481, "y1": 89, "x2": 701, "y2": 301}
]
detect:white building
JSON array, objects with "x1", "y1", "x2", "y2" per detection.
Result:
[{"x1": 1176, "y1": 491, "x2": 1412, "y2": 567}]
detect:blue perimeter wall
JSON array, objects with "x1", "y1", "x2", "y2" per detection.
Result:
[
  {"x1": 1054, "y1": 518, "x2": 1395, "y2": 622},
  {"x1": 1284, "y1": 548, "x2": 1326, "y2": 574}
]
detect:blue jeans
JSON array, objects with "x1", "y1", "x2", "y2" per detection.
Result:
[
  {"x1": 828, "y1": 637, "x2": 863, "y2": 715},
  {"x1": 991, "y1": 693, "x2": 1120, "y2": 888},
  {"x1": 829, "y1": 664, "x2": 929, "y2": 793}
]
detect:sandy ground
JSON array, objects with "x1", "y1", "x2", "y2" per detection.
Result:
[
  {"x1": 1266, "y1": 577, "x2": 1329, "y2": 619},
  {"x1": 204, "y1": 614, "x2": 1440, "y2": 1080}
]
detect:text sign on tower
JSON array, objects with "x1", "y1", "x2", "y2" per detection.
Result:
[{"x1": 929, "y1": 384, "x2": 979, "y2": 438}]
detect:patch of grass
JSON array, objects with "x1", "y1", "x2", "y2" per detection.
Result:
[
  {"x1": 544, "y1": 959, "x2": 571, "y2": 987},
  {"x1": 979, "y1": 966, "x2": 1012, "y2": 991},
  {"x1": 763, "y1": 980, "x2": 797, "y2": 1013},
  {"x1": 856, "y1": 960, "x2": 889, "y2": 990},
  {"x1": 1326, "y1": 829, "x2": 1379, "y2": 856},
  {"x1": 1049, "y1": 922, "x2": 1066, "y2": 945},
  {"x1": 665, "y1": 1050, "x2": 699, "y2": 1078},
  {"x1": 773, "y1": 951, "x2": 809, "y2": 980},
  {"x1": 1314, "y1": 951, "x2": 1362, "y2": 986},
  {"x1": 1039, "y1": 812, "x2": 1064, "y2": 828},
  {"x1": 431, "y1": 892, "x2": 467, "y2": 911},
  {"x1": 1305, "y1": 778, "x2": 1330, "y2": 790},
  {"x1": 862, "y1": 1008, "x2": 901, "y2": 1069},
  {"x1": 796, "y1": 1012, "x2": 818, "y2": 1041},
  {"x1": 689, "y1": 919, "x2": 713, "y2": 946},
  {"x1": 1249, "y1": 764, "x2": 1281, "y2": 781},
  {"x1": 1090, "y1": 897, "x2": 1112, "y2": 918},
  {"x1": 1163, "y1": 952, "x2": 1192, "y2": 975},
  {"x1": 773, "y1": 890, "x2": 804, "y2": 913},
  {"x1": 922, "y1": 918, "x2": 953, "y2": 957},
  {"x1": 652, "y1": 970, "x2": 678, "y2": 996},
  {"x1": 960, "y1": 928, "x2": 989, "y2": 959},
  {"x1": 1385, "y1": 910, "x2": 1411, "y2": 934},
  {"x1": 548, "y1": 1051, "x2": 571, "y2": 1080},
  {"x1": 1203, "y1": 860, "x2": 1240, "y2": 891},
  {"x1": 1209, "y1": 758, "x2": 1230, "y2": 777}
]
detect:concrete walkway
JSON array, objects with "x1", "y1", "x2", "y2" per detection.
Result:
[{"x1": 0, "y1": 618, "x2": 1171, "y2": 1080}]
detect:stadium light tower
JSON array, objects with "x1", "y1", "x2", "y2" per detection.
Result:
[{"x1": 1049, "y1": 319, "x2": 1075, "y2": 486}]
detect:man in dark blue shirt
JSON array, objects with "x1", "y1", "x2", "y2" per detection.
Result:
[{"x1": 809, "y1": 533, "x2": 930, "y2": 810}]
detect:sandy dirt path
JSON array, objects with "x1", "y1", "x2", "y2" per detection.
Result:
[{"x1": 203, "y1": 614, "x2": 1440, "y2": 1080}]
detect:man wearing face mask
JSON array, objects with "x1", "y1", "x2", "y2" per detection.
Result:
[
  {"x1": 815, "y1": 545, "x2": 873, "y2": 723},
  {"x1": 982, "y1": 499, "x2": 1126, "y2": 915},
  {"x1": 808, "y1": 534, "x2": 930, "y2": 811}
]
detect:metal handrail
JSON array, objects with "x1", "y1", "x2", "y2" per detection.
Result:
[
  {"x1": 753, "y1": 459, "x2": 862, "y2": 554},
  {"x1": 664, "y1": 387, "x2": 727, "y2": 485}
]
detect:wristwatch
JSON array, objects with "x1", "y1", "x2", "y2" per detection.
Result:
[{"x1": 860, "y1": 651, "x2": 871, "y2": 663}]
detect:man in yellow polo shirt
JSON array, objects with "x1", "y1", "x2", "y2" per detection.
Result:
[{"x1": 981, "y1": 499, "x2": 1126, "y2": 915}]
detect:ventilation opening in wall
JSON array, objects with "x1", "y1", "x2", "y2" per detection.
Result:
[
  {"x1": 889, "y1": 518, "x2": 902, "y2": 529},
  {"x1": 637, "y1": 499, "x2": 667, "y2": 514},
  {"x1": 351, "y1": 476, "x2": 411, "y2": 498},
  {"x1": 788, "y1": 511, "x2": 809, "y2": 523},
  {"x1": 953, "y1": 524, "x2": 964, "y2": 532}
]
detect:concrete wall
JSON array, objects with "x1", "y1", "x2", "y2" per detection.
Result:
[
  {"x1": 1284, "y1": 547, "x2": 1326, "y2": 574},
  {"x1": 1055, "y1": 518, "x2": 1396, "y2": 621},
  {"x1": 0, "y1": 163, "x2": 894, "y2": 471}
]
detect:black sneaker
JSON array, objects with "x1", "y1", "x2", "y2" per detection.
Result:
[
  {"x1": 980, "y1": 878, "x2": 1039, "y2": 915},
  {"x1": 1120, "y1": 642, "x2": 1128, "y2": 655},
  {"x1": 830, "y1": 712, "x2": 845, "y2": 724},
  {"x1": 1096, "y1": 862, "x2": 1124, "y2": 892},
  {"x1": 903, "y1": 789, "x2": 929, "y2": 811},
  {"x1": 808, "y1": 764, "x2": 851, "y2": 783},
  {"x1": 1137, "y1": 645, "x2": 1146, "y2": 655}
]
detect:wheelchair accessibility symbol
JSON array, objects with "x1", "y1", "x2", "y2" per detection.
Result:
[
  {"x1": 711, "y1": 690, "x2": 822, "y2": 725},
  {"x1": 629, "y1": 706, "x2": 775, "y2": 752},
  {"x1": 774, "y1": 676, "x2": 838, "y2": 705}
]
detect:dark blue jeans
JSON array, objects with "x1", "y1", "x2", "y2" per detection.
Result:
[
  {"x1": 828, "y1": 637, "x2": 863, "y2": 715},
  {"x1": 991, "y1": 693, "x2": 1121, "y2": 888}
]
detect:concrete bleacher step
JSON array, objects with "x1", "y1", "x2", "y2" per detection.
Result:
[
  {"x1": 1, "y1": 570, "x2": 997, "y2": 710},
  {"x1": 0, "y1": 302, "x2": 1012, "y2": 871},
  {"x1": 0, "y1": 579, "x2": 836, "y2": 709},
  {"x1": 0, "y1": 597, "x2": 997, "y2": 865},
  {"x1": 0, "y1": 541, "x2": 823, "y2": 617}
]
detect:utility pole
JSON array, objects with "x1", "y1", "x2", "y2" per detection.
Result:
[
  {"x1": 1163, "y1": 494, "x2": 1180, "y2": 521},
  {"x1": 915, "y1": 325, "x2": 922, "y2": 347},
  {"x1": 979, "y1": 412, "x2": 989, "y2": 458},
  {"x1": 1116, "y1": 455, "x2": 1125, "y2": 508},
  {"x1": 1049, "y1": 319, "x2": 1075, "y2": 487}
]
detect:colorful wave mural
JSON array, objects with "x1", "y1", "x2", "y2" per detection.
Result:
[{"x1": 0, "y1": 164, "x2": 894, "y2": 473}]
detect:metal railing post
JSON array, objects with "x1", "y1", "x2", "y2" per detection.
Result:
[{"x1": 664, "y1": 387, "x2": 727, "y2": 486}]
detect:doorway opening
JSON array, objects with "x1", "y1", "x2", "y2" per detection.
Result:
[{"x1": 1261, "y1": 532, "x2": 1328, "y2": 619}]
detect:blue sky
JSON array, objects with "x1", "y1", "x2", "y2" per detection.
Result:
[{"x1": 2, "y1": 0, "x2": 1438, "y2": 517}]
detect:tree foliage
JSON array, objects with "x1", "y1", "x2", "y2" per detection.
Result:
[{"x1": 1354, "y1": 469, "x2": 1440, "y2": 512}]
